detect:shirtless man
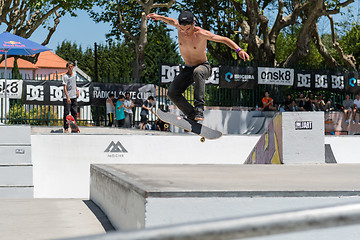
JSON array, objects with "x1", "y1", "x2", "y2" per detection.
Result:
[{"x1": 147, "y1": 11, "x2": 250, "y2": 120}]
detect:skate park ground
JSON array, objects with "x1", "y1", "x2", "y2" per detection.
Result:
[{"x1": 2, "y1": 121, "x2": 360, "y2": 240}]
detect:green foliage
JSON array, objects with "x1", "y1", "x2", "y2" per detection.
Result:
[
  {"x1": 11, "y1": 59, "x2": 21, "y2": 79},
  {"x1": 56, "y1": 40, "x2": 134, "y2": 82},
  {"x1": 56, "y1": 24, "x2": 180, "y2": 82},
  {"x1": 7, "y1": 102, "x2": 60, "y2": 125},
  {"x1": 143, "y1": 23, "x2": 181, "y2": 83},
  {"x1": 339, "y1": 24, "x2": 360, "y2": 66}
]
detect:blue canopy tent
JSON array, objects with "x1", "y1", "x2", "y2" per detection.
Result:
[{"x1": 0, "y1": 32, "x2": 50, "y2": 123}]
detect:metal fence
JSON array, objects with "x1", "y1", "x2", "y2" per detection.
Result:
[{"x1": 0, "y1": 64, "x2": 354, "y2": 126}]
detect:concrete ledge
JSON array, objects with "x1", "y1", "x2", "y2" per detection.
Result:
[
  {"x1": 90, "y1": 164, "x2": 360, "y2": 198},
  {"x1": 90, "y1": 164, "x2": 360, "y2": 231}
]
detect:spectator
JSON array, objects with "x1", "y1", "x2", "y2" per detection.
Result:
[
  {"x1": 124, "y1": 92, "x2": 135, "y2": 128},
  {"x1": 309, "y1": 93, "x2": 318, "y2": 110},
  {"x1": 139, "y1": 96, "x2": 154, "y2": 130},
  {"x1": 283, "y1": 94, "x2": 296, "y2": 111},
  {"x1": 155, "y1": 118, "x2": 169, "y2": 131},
  {"x1": 352, "y1": 94, "x2": 360, "y2": 124},
  {"x1": 262, "y1": 91, "x2": 276, "y2": 111},
  {"x1": 296, "y1": 93, "x2": 306, "y2": 111},
  {"x1": 116, "y1": 95, "x2": 126, "y2": 128},
  {"x1": 303, "y1": 95, "x2": 314, "y2": 111},
  {"x1": 342, "y1": 93, "x2": 354, "y2": 124},
  {"x1": 106, "y1": 93, "x2": 115, "y2": 127},
  {"x1": 317, "y1": 95, "x2": 326, "y2": 111}
]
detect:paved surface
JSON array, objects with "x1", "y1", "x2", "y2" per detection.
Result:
[
  {"x1": 0, "y1": 199, "x2": 113, "y2": 240},
  {"x1": 93, "y1": 164, "x2": 360, "y2": 197}
]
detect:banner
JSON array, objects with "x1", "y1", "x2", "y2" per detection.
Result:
[
  {"x1": 91, "y1": 83, "x2": 156, "y2": 107},
  {"x1": 219, "y1": 66, "x2": 257, "y2": 89},
  {"x1": 22, "y1": 80, "x2": 91, "y2": 106},
  {"x1": 295, "y1": 70, "x2": 345, "y2": 92},
  {"x1": 160, "y1": 64, "x2": 220, "y2": 84},
  {"x1": 258, "y1": 67, "x2": 294, "y2": 86},
  {"x1": 0, "y1": 79, "x2": 23, "y2": 99},
  {"x1": 344, "y1": 71, "x2": 360, "y2": 93}
]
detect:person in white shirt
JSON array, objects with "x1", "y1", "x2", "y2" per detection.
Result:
[
  {"x1": 106, "y1": 93, "x2": 115, "y2": 127},
  {"x1": 124, "y1": 92, "x2": 135, "y2": 128},
  {"x1": 62, "y1": 61, "x2": 79, "y2": 132},
  {"x1": 352, "y1": 94, "x2": 360, "y2": 124}
]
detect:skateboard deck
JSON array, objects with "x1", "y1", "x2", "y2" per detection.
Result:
[
  {"x1": 66, "y1": 115, "x2": 80, "y2": 133},
  {"x1": 155, "y1": 109, "x2": 222, "y2": 141}
]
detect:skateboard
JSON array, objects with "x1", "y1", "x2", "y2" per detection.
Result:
[
  {"x1": 66, "y1": 115, "x2": 80, "y2": 133},
  {"x1": 154, "y1": 109, "x2": 222, "y2": 142}
]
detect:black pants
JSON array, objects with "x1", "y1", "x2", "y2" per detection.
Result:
[
  {"x1": 167, "y1": 61, "x2": 211, "y2": 117},
  {"x1": 63, "y1": 98, "x2": 77, "y2": 130},
  {"x1": 107, "y1": 113, "x2": 114, "y2": 127}
]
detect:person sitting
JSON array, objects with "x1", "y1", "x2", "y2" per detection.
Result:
[
  {"x1": 296, "y1": 93, "x2": 306, "y2": 111},
  {"x1": 303, "y1": 95, "x2": 314, "y2": 111},
  {"x1": 316, "y1": 95, "x2": 326, "y2": 111},
  {"x1": 262, "y1": 91, "x2": 276, "y2": 111},
  {"x1": 352, "y1": 94, "x2": 360, "y2": 124},
  {"x1": 342, "y1": 93, "x2": 354, "y2": 124},
  {"x1": 283, "y1": 94, "x2": 296, "y2": 111}
]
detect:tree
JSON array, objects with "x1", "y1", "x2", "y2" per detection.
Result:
[
  {"x1": 176, "y1": 0, "x2": 356, "y2": 69},
  {"x1": 90, "y1": 0, "x2": 176, "y2": 80},
  {"x1": 56, "y1": 40, "x2": 134, "y2": 81},
  {"x1": 143, "y1": 23, "x2": 181, "y2": 83},
  {"x1": 0, "y1": 0, "x2": 94, "y2": 63},
  {"x1": 339, "y1": 24, "x2": 360, "y2": 69}
]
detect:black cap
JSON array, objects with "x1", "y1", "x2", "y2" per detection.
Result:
[{"x1": 178, "y1": 11, "x2": 194, "y2": 26}]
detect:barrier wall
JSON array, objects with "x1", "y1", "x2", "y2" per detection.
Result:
[
  {"x1": 32, "y1": 134, "x2": 259, "y2": 198},
  {"x1": 245, "y1": 112, "x2": 325, "y2": 164}
]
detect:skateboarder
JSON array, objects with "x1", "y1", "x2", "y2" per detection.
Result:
[{"x1": 147, "y1": 11, "x2": 249, "y2": 121}]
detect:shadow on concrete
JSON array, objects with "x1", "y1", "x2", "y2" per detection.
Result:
[{"x1": 83, "y1": 200, "x2": 115, "y2": 232}]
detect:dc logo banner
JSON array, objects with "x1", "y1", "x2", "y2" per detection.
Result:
[
  {"x1": 23, "y1": 80, "x2": 92, "y2": 106},
  {"x1": 26, "y1": 85, "x2": 44, "y2": 101},
  {"x1": 50, "y1": 86, "x2": 63, "y2": 102},
  {"x1": 161, "y1": 65, "x2": 181, "y2": 83},
  {"x1": 295, "y1": 73, "x2": 311, "y2": 88},
  {"x1": 78, "y1": 86, "x2": 90, "y2": 103},
  {"x1": 331, "y1": 74, "x2": 344, "y2": 91},
  {"x1": 161, "y1": 64, "x2": 220, "y2": 85},
  {"x1": 314, "y1": 73, "x2": 329, "y2": 89},
  {"x1": 207, "y1": 67, "x2": 219, "y2": 85}
]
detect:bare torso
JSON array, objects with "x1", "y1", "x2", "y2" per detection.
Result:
[{"x1": 178, "y1": 27, "x2": 208, "y2": 66}]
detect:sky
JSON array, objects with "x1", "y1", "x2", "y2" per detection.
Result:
[{"x1": 1, "y1": 2, "x2": 359, "y2": 53}]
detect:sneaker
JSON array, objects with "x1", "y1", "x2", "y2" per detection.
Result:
[
  {"x1": 352, "y1": 120, "x2": 356, "y2": 124},
  {"x1": 346, "y1": 120, "x2": 349, "y2": 124},
  {"x1": 194, "y1": 112, "x2": 204, "y2": 121}
]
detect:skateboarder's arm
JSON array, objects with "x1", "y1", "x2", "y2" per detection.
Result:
[
  {"x1": 200, "y1": 29, "x2": 250, "y2": 61},
  {"x1": 147, "y1": 13, "x2": 179, "y2": 28}
]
